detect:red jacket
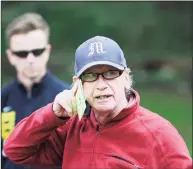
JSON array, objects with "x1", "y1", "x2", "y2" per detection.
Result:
[{"x1": 4, "y1": 90, "x2": 192, "y2": 169}]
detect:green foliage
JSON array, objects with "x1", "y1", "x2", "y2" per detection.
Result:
[{"x1": 1, "y1": 2, "x2": 192, "y2": 84}]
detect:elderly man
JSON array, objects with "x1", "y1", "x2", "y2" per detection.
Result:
[{"x1": 4, "y1": 36, "x2": 192, "y2": 169}]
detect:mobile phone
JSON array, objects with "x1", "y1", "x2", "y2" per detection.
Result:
[{"x1": 75, "y1": 80, "x2": 86, "y2": 120}]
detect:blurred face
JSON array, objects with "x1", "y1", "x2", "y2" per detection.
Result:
[
  {"x1": 81, "y1": 65, "x2": 129, "y2": 118},
  {"x1": 6, "y1": 29, "x2": 51, "y2": 79}
]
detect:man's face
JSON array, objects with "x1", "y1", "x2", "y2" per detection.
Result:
[
  {"x1": 7, "y1": 29, "x2": 51, "y2": 79},
  {"x1": 82, "y1": 65, "x2": 129, "y2": 117}
]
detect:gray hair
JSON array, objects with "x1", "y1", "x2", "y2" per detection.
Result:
[{"x1": 124, "y1": 68, "x2": 133, "y2": 99}]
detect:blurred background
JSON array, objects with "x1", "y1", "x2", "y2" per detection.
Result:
[{"x1": 1, "y1": 2, "x2": 192, "y2": 156}]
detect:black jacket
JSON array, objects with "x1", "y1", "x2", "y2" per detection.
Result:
[{"x1": 1, "y1": 71, "x2": 70, "y2": 169}]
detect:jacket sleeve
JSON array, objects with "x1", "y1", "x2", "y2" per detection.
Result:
[
  {"x1": 147, "y1": 119, "x2": 192, "y2": 169},
  {"x1": 4, "y1": 103, "x2": 70, "y2": 168},
  {"x1": 1, "y1": 85, "x2": 10, "y2": 168},
  {"x1": 160, "y1": 123, "x2": 193, "y2": 169},
  {"x1": 1, "y1": 85, "x2": 10, "y2": 111}
]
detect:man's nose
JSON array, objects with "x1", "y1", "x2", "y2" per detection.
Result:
[
  {"x1": 26, "y1": 52, "x2": 36, "y2": 63},
  {"x1": 96, "y1": 75, "x2": 108, "y2": 91}
]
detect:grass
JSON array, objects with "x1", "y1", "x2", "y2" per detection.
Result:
[{"x1": 136, "y1": 88, "x2": 192, "y2": 157}]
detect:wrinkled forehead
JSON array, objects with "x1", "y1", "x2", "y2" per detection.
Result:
[
  {"x1": 9, "y1": 29, "x2": 48, "y2": 51},
  {"x1": 84, "y1": 65, "x2": 120, "y2": 73}
]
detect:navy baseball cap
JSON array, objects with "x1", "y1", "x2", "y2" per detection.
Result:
[{"x1": 74, "y1": 36, "x2": 127, "y2": 77}]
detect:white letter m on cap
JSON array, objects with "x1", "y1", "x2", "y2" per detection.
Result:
[{"x1": 88, "y1": 42, "x2": 106, "y2": 56}]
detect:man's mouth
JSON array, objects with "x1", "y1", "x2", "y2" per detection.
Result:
[{"x1": 96, "y1": 95, "x2": 112, "y2": 100}]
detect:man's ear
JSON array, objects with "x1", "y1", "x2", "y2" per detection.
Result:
[
  {"x1": 124, "y1": 71, "x2": 129, "y2": 81},
  {"x1": 46, "y1": 44, "x2": 51, "y2": 53},
  {"x1": 44, "y1": 44, "x2": 51, "y2": 62},
  {"x1": 6, "y1": 49, "x2": 15, "y2": 66}
]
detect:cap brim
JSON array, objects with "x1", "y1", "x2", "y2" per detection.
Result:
[{"x1": 76, "y1": 61, "x2": 125, "y2": 77}]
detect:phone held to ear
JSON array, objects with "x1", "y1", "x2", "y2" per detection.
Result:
[{"x1": 75, "y1": 80, "x2": 86, "y2": 120}]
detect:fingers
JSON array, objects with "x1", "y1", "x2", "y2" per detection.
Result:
[
  {"x1": 57, "y1": 91, "x2": 73, "y2": 112},
  {"x1": 53, "y1": 81, "x2": 79, "y2": 118},
  {"x1": 53, "y1": 79, "x2": 84, "y2": 118}
]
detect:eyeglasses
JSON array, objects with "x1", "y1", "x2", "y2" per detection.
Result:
[
  {"x1": 80, "y1": 70, "x2": 123, "y2": 82},
  {"x1": 11, "y1": 47, "x2": 46, "y2": 58}
]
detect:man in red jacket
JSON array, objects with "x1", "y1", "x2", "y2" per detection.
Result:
[{"x1": 4, "y1": 36, "x2": 192, "y2": 169}]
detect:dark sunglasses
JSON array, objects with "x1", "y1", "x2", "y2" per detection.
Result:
[
  {"x1": 80, "y1": 70, "x2": 123, "y2": 82},
  {"x1": 11, "y1": 47, "x2": 46, "y2": 58}
]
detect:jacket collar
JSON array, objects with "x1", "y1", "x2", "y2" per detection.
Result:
[{"x1": 16, "y1": 70, "x2": 53, "y2": 98}]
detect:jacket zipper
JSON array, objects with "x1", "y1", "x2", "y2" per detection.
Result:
[
  {"x1": 106, "y1": 154, "x2": 141, "y2": 169},
  {"x1": 96, "y1": 125, "x2": 100, "y2": 134},
  {"x1": 90, "y1": 125, "x2": 100, "y2": 163},
  {"x1": 27, "y1": 90, "x2": 32, "y2": 99}
]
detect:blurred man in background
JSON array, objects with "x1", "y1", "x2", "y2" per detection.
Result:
[{"x1": 1, "y1": 12, "x2": 70, "y2": 169}]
